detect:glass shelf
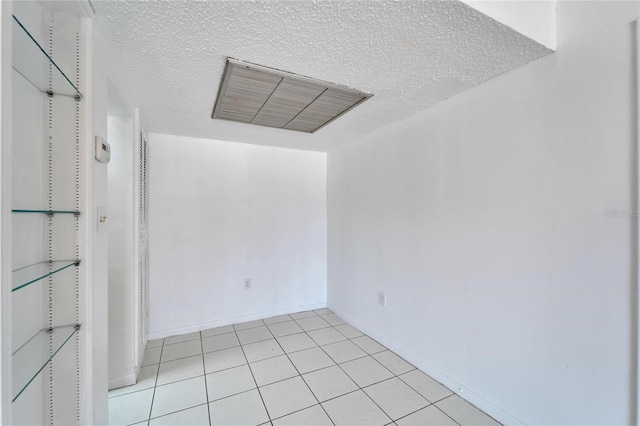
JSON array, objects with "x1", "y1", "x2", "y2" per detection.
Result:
[
  {"x1": 12, "y1": 260, "x2": 80, "y2": 292},
  {"x1": 12, "y1": 209, "x2": 80, "y2": 216},
  {"x1": 12, "y1": 324, "x2": 81, "y2": 402},
  {"x1": 12, "y1": 15, "x2": 82, "y2": 99}
]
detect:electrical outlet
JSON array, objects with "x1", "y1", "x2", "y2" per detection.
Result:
[
  {"x1": 378, "y1": 291, "x2": 386, "y2": 307},
  {"x1": 244, "y1": 279, "x2": 251, "y2": 289}
]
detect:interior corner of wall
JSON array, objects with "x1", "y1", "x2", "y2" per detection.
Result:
[{"x1": 462, "y1": 0, "x2": 557, "y2": 51}]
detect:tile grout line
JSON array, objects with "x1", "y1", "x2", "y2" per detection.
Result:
[
  {"x1": 146, "y1": 402, "x2": 209, "y2": 424},
  {"x1": 379, "y1": 395, "x2": 436, "y2": 425},
  {"x1": 395, "y1": 371, "x2": 459, "y2": 419},
  {"x1": 297, "y1": 315, "x2": 400, "y2": 424},
  {"x1": 127, "y1": 324, "x2": 403, "y2": 394},
  {"x1": 315, "y1": 342, "x2": 393, "y2": 423},
  {"x1": 295, "y1": 314, "x2": 387, "y2": 420},
  {"x1": 234, "y1": 324, "x2": 273, "y2": 424},
  {"x1": 134, "y1": 311, "x2": 490, "y2": 426},
  {"x1": 154, "y1": 316, "x2": 358, "y2": 368},
  {"x1": 198, "y1": 331, "x2": 213, "y2": 426},
  {"x1": 432, "y1": 399, "x2": 464, "y2": 426},
  {"x1": 146, "y1": 338, "x2": 165, "y2": 423},
  {"x1": 263, "y1": 318, "x2": 337, "y2": 426}
]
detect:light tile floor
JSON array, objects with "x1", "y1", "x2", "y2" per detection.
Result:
[{"x1": 108, "y1": 309, "x2": 501, "y2": 426}]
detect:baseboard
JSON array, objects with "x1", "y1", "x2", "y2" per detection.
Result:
[
  {"x1": 328, "y1": 306, "x2": 525, "y2": 426},
  {"x1": 148, "y1": 301, "x2": 327, "y2": 340},
  {"x1": 108, "y1": 372, "x2": 137, "y2": 391}
]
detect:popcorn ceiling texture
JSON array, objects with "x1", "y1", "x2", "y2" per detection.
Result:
[{"x1": 94, "y1": 0, "x2": 550, "y2": 152}]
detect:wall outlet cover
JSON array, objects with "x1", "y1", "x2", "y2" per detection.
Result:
[{"x1": 378, "y1": 291, "x2": 386, "y2": 307}]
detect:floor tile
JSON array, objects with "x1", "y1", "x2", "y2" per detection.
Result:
[
  {"x1": 373, "y1": 351, "x2": 415, "y2": 375},
  {"x1": 302, "y1": 365, "x2": 358, "y2": 402},
  {"x1": 288, "y1": 347, "x2": 335, "y2": 374},
  {"x1": 295, "y1": 316, "x2": 331, "y2": 332},
  {"x1": 399, "y1": 370, "x2": 453, "y2": 403},
  {"x1": 260, "y1": 376, "x2": 318, "y2": 420},
  {"x1": 396, "y1": 405, "x2": 457, "y2": 426},
  {"x1": 203, "y1": 347, "x2": 246, "y2": 374},
  {"x1": 290, "y1": 311, "x2": 318, "y2": 320},
  {"x1": 147, "y1": 339, "x2": 163, "y2": 349},
  {"x1": 201, "y1": 324, "x2": 235, "y2": 337},
  {"x1": 206, "y1": 364, "x2": 256, "y2": 401},
  {"x1": 263, "y1": 314, "x2": 293, "y2": 325},
  {"x1": 334, "y1": 324, "x2": 363, "y2": 339},
  {"x1": 277, "y1": 333, "x2": 318, "y2": 353},
  {"x1": 243, "y1": 339, "x2": 285, "y2": 362},
  {"x1": 435, "y1": 395, "x2": 501, "y2": 425},
  {"x1": 272, "y1": 404, "x2": 333, "y2": 426},
  {"x1": 151, "y1": 376, "x2": 207, "y2": 418},
  {"x1": 161, "y1": 339, "x2": 202, "y2": 362},
  {"x1": 340, "y1": 356, "x2": 393, "y2": 387},
  {"x1": 109, "y1": 364, "x2": 158, "y2": 397},
  {"x1": 321, "y1": 390, "x2": 391, "y2": 426},
  {"x1": 320, "y1": 313, "x2": 346, "y2": 326},
  {"x1": 108, "y1": 388, "x2": 154, "y2": 425},
  {"x1": 267, "y1": 320, "x2": 304, "y2": 337},
  {"x1": 202, "y1": 332, "x2": 240, "y2": 353},
  {"x1": 250, "y1": 355, "x2": 298, "y2": 386},
  {"x1": 351, "y1": 336, "x2": 386, "y2": 354},
  {"x1": 234, "y1": 319, "x2": 265, "y2": 331},
  {"x1": 237, "y1": 326, "x2": 273, "y2": 344},
  {"x1": 156, "y1": 355, "x2": 204, "y2": 386},
  {"x1": 364, "y1": 377, "x2": 429, "y2": 420},
  {"x1": 149, "y1": 404, "x2": 209, "y2": 425},
  {"x1": 164, "y1": 332, "x2": 201, "y2": 345},
  {"x1": 209, "y1": 389, "x2": 269, "y2": 426},
  {"x1": 142, "y1": 347, "x2": 161, "y2": 366},
  {"x1": 321, "y1": 340, "x2": 367, "y2": 364},
  {"x1": 125, "y1": 311, "x2": 497, "y2": 426},
  {"x1": 307, "y1": 327, "x2": 347, "y2": 346}
]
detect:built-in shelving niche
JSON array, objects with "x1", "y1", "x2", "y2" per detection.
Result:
[{"x1": 10, "y1": 5, "x2": 83, "y2": 425}]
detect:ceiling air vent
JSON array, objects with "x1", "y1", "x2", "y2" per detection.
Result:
[{"x1": 212, "y1": 58, "x2": 372, "y2": 133}]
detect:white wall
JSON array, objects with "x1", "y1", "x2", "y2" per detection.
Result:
[
  {"x1": 462, "y1": 0, "x2": 557, "y2": 50},
  {"x1": 106, "y1": 106, "x2": 135, "y2": 388},
  {"x1": 84, "y1": 18, "x2": 109, "y2": 426},
  {"x1": 148, "y1": 134, "x2": 327, "y2": 338},
  {"x1": 0, "y1": 1, "x2": 11, "y2": 423},
  {"x1": 327, "y1": 2, "x2": 639, "y2": 425}
]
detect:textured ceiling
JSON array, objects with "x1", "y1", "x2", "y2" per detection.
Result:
[{"x1": 94, "y1": 0, "x2": 550, "y2": 152}]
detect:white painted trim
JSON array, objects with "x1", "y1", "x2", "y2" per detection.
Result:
[
  {"x1": 328, "y1": 306, "x2": 525, "y2": 426},
  {"x1": 148, "y1": 302, "x2": 326, "y2": 340},
  {"x1": 0, "y1": 1, "x2": 12, "y2": 423},
  {"x1": 108, "y1": 373, "x2": 136, "y2": 391},
  {"x1": 79, "y1": 14, "x2": 96, "y2": 426},
  {"x1": 75, "y1": 0, "x2": 95, "y2": 19},
  {"x1": 635, "y1": 17, "x2": 640, "y2": 426}
]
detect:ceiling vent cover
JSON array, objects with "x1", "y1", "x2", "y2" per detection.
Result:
[{"x1": 212, "y1": 58, "x2": 372, "y2": 133}]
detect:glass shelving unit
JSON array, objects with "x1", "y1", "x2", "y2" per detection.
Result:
[
  {"x1": 11, "y1": 15, "x2": 82, "y2": 99},
  {"x1": 12, "y1": 209, "x2": 80, "y2": 215},
  {"x1": 12, "y1": 260, "x2": 81, "y2": 292},
  {"x1": 12, "y1": 324, "x2": 81, "y2": 402},
  {"x1": 10, "y1": 11, "x2": 83, "y2": 413}
]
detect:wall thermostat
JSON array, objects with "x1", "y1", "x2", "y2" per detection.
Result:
[{"x1": 95, "y1": 136, "x2": 111, "y2": 164}]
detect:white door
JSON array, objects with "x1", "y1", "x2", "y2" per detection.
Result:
[{"x1": 134, "y1": 112, "x2": 150, "y2": 366}]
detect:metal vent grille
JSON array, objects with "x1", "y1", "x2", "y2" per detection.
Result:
[{"x1": 212, "y1": 58, "x2": 372, "y2": 133}]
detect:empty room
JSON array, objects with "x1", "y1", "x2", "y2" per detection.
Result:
[{"x1": 1, "y1": 0, "x2": 639, "y2": 425}]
